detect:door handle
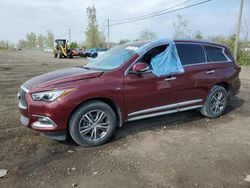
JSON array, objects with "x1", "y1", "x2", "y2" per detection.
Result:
[
  {"x1": 206, "y1": 70, "x2": 215, "y2": 74},
  {"x1": 164, "y1": 76, "x2": 176, "y2": 81}
]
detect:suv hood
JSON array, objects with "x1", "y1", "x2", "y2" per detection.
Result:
[{"x1": 23, "y1": 67, "x2": 103, "y2": 90}]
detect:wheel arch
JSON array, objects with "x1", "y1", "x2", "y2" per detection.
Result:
[
  {"x1": 215, "y1": 81, "x2": 230, "y2": 92},
  {"x1": 67, "y1": 97, "x2": 123, "y2": 131}
]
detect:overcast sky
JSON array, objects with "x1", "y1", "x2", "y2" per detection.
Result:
[{"x1": 0, "y1": 0, "x2": 249, "y2": 44}]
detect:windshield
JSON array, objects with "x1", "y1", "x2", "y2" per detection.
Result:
[{"x1": 86, "y1": 44, "x2": 137, "y2": 70}]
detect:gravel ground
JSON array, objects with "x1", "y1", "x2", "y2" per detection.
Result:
[{"x1": 0, "y1": 50, "x2": 250, "y2": 188}]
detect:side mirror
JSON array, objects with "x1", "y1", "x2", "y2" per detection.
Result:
[{"x1": 131, "y1": 63, "x2": 149, "y2": 73}]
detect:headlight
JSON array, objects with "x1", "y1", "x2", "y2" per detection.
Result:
[{"x1": 31, "y1": 89, "x2": 75, "y2": 102}]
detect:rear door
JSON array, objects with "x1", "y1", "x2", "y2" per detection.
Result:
[{"x1": 172, "y1": 43, "x2": 208, "y2": 108}]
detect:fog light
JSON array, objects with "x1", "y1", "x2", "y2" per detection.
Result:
[{"x1": 31, "y1": 115, "x2": 57, "y2": 129}]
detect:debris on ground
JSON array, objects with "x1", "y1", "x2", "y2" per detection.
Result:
[
  {"x1": 0, "y1": 169, "x2": 8, "y2": 178},
  {"x1": 72, "y1": 183, "x2": 78, "y2": 187},
  {"x1": 245, "y1": 175, "x2": 250, "y2": 182}
]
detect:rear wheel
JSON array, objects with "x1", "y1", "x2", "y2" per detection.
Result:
[
  {"x1": 69, "y1": 101, "x2": 117, "y2": 146},
  {"x1": 200, "y1": 85, "x2": 228, "y2": 118}
]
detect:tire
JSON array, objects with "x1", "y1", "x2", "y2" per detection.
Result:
[
  {"x1": 200, "y1": 85, "x2": 228, "y2": 118},
  {"x1": 69, "y1": 101, "x2": 117, "y2": 146},
  {"x1": 92, "y1": 53, "x2": 97, "y2": 58},
  {"x1": 58, "y1": 50, "x2": 63, "y2": 59}
]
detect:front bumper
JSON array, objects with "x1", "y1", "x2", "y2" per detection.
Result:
[
  {"x1": 20, "y1": 115, "x2": 66, "y2": 141},
  {"x1": 18, "y1": 86, "x2": 75, "y2": 141}
]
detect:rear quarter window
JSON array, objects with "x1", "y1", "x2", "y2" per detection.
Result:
[
  {"x1": 176, "y1": 44, "x2": 206, "y2": 66},
  {"x1": 204, "y1": 45, "x2": 228, "y2": 62},
  {"x1": 224, "y1": 48, "x2": 235, "y2": 62}
]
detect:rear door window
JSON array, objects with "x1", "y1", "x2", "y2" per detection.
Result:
[
  {"x1": 204, "y1": 45, "x2": 228, "y2": 62},
  {"x1": 176, "y1": 44, "x2": 206, "y2": 66}
]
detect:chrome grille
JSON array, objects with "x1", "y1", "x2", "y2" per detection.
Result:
[{"x1": 18, "y1": 88, "x2": 27, "y2": 109}]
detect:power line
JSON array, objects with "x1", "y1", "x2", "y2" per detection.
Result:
[
  {"x1": 110, "y1": 0, "x2": 211, "y2": 26},
  {"x1": 112, "y1": 0, "x2": 192, "y2": 22}
]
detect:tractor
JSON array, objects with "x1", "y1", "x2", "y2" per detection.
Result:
[{"x1": 53, "y1": 39, "x2": 73, "y2": 58}]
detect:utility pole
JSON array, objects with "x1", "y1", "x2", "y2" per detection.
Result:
[
  {"x1": 69, "y1": 28, "x2": 71, "y2": 43},
  {"x1": 234, "y1": 0, "x2": 244, "y2": 59},
  {"x1": 107, "y1": 18, "x2": 110, "y2": 48}
]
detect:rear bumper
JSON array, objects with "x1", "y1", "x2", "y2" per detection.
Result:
[{"x1": 230, "y1": 77, "x2": 241, "y2": 96}]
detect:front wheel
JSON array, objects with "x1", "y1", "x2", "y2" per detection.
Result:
[
  {"x1": 69, "y1": 101, "x2": 117, "y2": 146},
  {"x1": 200, "y1": 85, "x2": 228, "y2": 118}
]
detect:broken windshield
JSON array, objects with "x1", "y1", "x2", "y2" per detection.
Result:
[{"x1": 85, "y1": 44, "x2": 138, "y2": 70}]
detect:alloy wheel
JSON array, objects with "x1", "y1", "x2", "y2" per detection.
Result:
[
  {"x1": 78, "y1": 110, "x2": 110, "y2": 141},
  {"x1": 210, "y1": 91, "x2": 225, "y2": 115}
]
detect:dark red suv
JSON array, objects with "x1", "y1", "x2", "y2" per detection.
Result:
[{"x1": 18, "y1": 39, "x2": 241, "y2": 146}]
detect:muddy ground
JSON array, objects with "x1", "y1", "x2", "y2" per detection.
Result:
[{"x1": 0, "y1": 50, "x2": 250, "y2": 188}]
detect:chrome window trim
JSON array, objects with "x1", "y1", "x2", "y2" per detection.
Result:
[
  {"x1": 127, "y1": 105, "x2": 203, "y2": 121},
  {"x1": 201, "y1": 44, "x2": 208, "y2": 62},
  {"x1": 182, "y1": 61, "x2": 230, "y2": 68},
  {"x1": 128, "y1": 99, "x2": 202, "y2": 117},
  {"x1": 124, "y1": 41, "x2": 232, "y2": 76}
]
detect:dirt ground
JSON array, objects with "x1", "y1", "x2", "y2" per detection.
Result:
[{"x1": 0, "y1": 50, "x2": 250, "y2": 188}]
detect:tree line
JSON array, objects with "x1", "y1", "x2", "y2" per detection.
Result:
[
  {"x1": 1, "y1": 5, "x2": 249, "y2": 65},
  {"x1": 17, "y1": 30, "x2": 55, "y2": 49},
  {"x1": 0, "y1": 41, "x2": 15, "y2": 50}
]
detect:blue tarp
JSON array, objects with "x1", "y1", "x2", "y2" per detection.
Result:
[{"x1": 150, "y1": 41, "x2": 184, "y2": 77}]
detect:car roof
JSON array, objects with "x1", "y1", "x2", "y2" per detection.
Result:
[
  {"x1": 173, "y1": 39, "x2": 227, "y2": 48},
  {"x1": 126, "y1": 38, "x2": 228, "y2": 55},
  {"x1": 128, "y1": 38, "x2": 227, "y2": 49}
]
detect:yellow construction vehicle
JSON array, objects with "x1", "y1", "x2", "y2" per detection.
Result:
[{"x1": 53, "y1": 39, "x2": 73, "y2": 58}]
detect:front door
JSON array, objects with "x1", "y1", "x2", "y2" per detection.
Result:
[{"x1": 124, "y1": 71, "x2": 176, "y2": 121}]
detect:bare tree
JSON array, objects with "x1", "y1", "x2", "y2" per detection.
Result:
[
  {"x1": 138, "y1": 28, "x2": 157, "y2": 40},
  {"x1": 173, "y1": 15, "x2": 191, "y2": 39}
]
